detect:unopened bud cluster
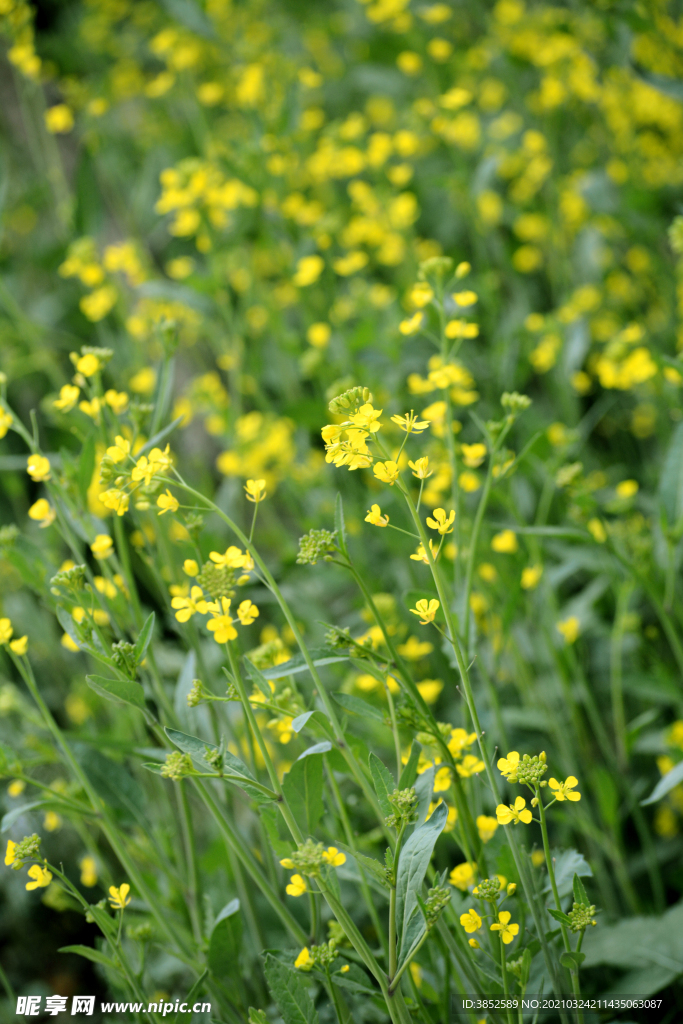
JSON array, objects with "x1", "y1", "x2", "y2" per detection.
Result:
[
  {"x1": 510, "y1": 754, "x2": 548, "y2": 786},
  {"x1": 309, "y1": 942, "x2": 338, "y2": 968},
  {"x1": 204, "y1": 746, "x2": 225, "y2": 773},
  {"x1": 161, "y1": 752, "x2": 193, "y2": 780},
  {"x1": 501, "y1": 391, "x2": 532, "y2": 415},
  {"x1": 50, "y1": 564, "x2": 86, "y2": 593},
  {"x1": 425, "y1": 885, "x2": 451, "y2": 928},
  {"x1": 282, "y1": 839, "x2": 326, "y2": 876},
  {"x1": 328, "y1": 386, "x2": 373, "y2": 415},
  {"x1": 385, "y1": 787, "x2": 417, "y2": 830},
  {"x1": 473, "y1": 877, "x2": 502, "y2": 900},
  {"x1": 196, "y1": 562, "x2": 236, "y2": 599},
  {"x1": 9, "y1": 834, "x2": 41, "y2": 869},
  {"x1": 111, "y1": 640, "x2": 138, "y2": 678},
  {"x1": 568, "y1": 903, "x2": 597, "y2": 932},
  {"x1": 296, "y1": 529, "x2": 337, "y2": 565},
  {"x1": 187, "y1": 679, "x2": 206, "y2": 707}
]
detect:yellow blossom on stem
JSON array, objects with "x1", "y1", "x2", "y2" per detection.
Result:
[
  {"x1": 490, "y1": 911, "x2": 519, "y2": 944},
  {"x1": 236, "y1": 600, "x2": 259, "y2": 626},
  {"x1": 53, "y1": 385, "x2": 80, "y2": 412},
  {"x1": 426, "y1": 508, "x2": 455, "y2": 534},
  {"x1": 157, "y1": 489, "x2": 179, "y2": 515},
  {"x1": 459, "y1": 908, "x2": 482, "y2": 932},
  {"x1": 410, "y1": 540, "x2": 438, "y2": 564},
  {"x1": 461, "y1": 443, "x2": 487, "y2": 468},
  {"x1": 286, "y1": 873, "x2": 308, "y2": 896},
  {"x1": 245, "y1": 478, "x2": 267, "y2": 502},
  {"x1": 409, "y1": 456, "x2": 432, "y2": 479},
  {"x1": 295, "y1": 947, "x2": 312, "y2": 970},
  {"x1": 207, "y1": 597, "x2": 238, "y2": 643},
  {"x1": 183, "y1": 559, "x2": 199, "y2": 576},
  {"x1": 106, "y1": 436, "x2": 131, "y2": 463},
  {"x1": 104, "y1": 390, "x2": 128, "y2": 415},
  {"x1": 557, "y1": 616, "x2": 580, "y2": 644},
  {"x1": 26, "y1": 864, "x2": 53, "y2": 891},
  {"x1": 497, "y1": 751, "x2": 520, "y2": 778},
  {"x1": 548, "y1": 776, "x2": 581, "y2": 801},
  {"x1": 80, "y1": 856, "x2": 98, "y2": 887},
  {"x1": 365, "y1": 504, "x2": 390, "y2": 526},
  {"x1": 373, "y1": 461, "x2": 400, "y2": 485},
  {"x1": 27, "y1": 454, "x2": 51, "y2": 482},
  {"x1": 7, "y1": 780, "x2": 25, "y2": 798},
  {"x1": 410, "y1": 598, "x2": 440, "y2": 625},
  {"x1": 491, "y1": 530, "x2": 518, "y2": 553},
  {"x1": 210, "y1": 546, "x2": 248, "y2": 568},
  {"x1": 496, "y1": 796, "x2": 532, "y2": 825},
  {"x1": 453, "y1": 290, "x2": 478, "y2": 307},
  {"x1": 9, "y1": 636, "x2": 28, "y2": 656},
  {"x1": 75, "y1": 353, "x2": 101, "y2": 377},
  {"x1": 91, "y1": 535, "x2": 113, "y2": 560},
  {"x1": 450, "y1": 862, "x2": 475, "y2": 890},
  {"x1": 28, "y1": 499, "x2": 55, "y2": 528},
  {"x1": 108, "y1": 883, "x2": 131, "y2": 909},
  {"x1": 390, "y1": 411, "x2": 430, "y2": 433},
  {"x1": 0, "y1": 408, "x2": 12, "y2": 438},
  {"x1": 0, "y1": 618, "x2": 14, "y2": 644},
  {"x1": 5, "y1": 840, "x2": 17, "y2": 866},
  {"x1": 350, "y1": 403, "x2": 383, "y2": 432},
  {"x1": 100, "y1": 489, "x2": 130, "y2": 516},
  {"x1": 521, "y1": 565, "x2": 543, "y2": 589},
  {"x1": 131, "y1": 445, "x2": 172, "y2": 486},
  {"x1": 457, "y1": 754, "x2": 485, "y2": 778},
  {"x1": 323, "y1": 846, "x2": 346, "y2": 866},
  {"x1": 399, "y1": 311, "x2": 424, "y2": 335},
  {"x1": 476, "y1": 815, "x2": 499, "y2": 843},
  {"x1": 171, "y1": 586, "x2": 209, "y2": 623}
]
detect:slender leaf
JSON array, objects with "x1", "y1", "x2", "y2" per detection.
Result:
[
  {"x1": 548, "y1": 908, "x2": 572, "y2": 926},
  {"x1": 573, "y1": 873, "x2": 590, "y2": 907},
  {"x1": 395, "y1": 801, "x2": 447, "y2": 958},
  {"x1": 398, "y1": 741, "x2": 421, "y2": 790},
  {"x1": 59, "y1": 946, "x2": 119, "y2": 971},
  {"x1": 283, "y1": 752, "x2": 324, "y2": 835},
  {"x1": 86, "y1": 674, "x2": 146, "y2": 712},
  {"x1": 208, "y1": 900, "x2": 243, "y2": 977},
  {"x1": 258, "y1": 649, "x2": 348, "y2": 681},
  {"x1": 659, "y1": 421, "x2": 683, "y2": 528},
  {"x1": 291, "y1": 711, "x2": 314, "y2": 732},
  {"x1": 369, "y1": 753, "x2": 395, "y2": 817},
  {"x1": 263, "y1": 953, "x2": 320, "y2": 1024},
  {"x1": 560, "y1": 951, "x2": 586, "y2": 970},
  {"x1": 133, "y1": 612, "x2": 155, "y2": 665},
  {"x1": 332, "y1": 692, "x2": 385, "y2": 722},
  {"x1": 77, "y1": 434, "x2": 96, "y2": 503},
  {"x1": 641, "y1": 760, "x2": 683, "y2": 806}
]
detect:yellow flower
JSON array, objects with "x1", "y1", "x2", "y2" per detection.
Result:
[
  {"x1": 45, "y1": 104, "x2": 74, "y2": 133},
  {"x1": 26, "y1": 864, "x2": 53, "y2": 890},
  {"x1": 100, "y1": 489, "x2": 129, "y2": 516},
  {"x1": 351, "y1": 404, "x2": 383, "y2": 432},
  {"x1": 410, "y1": 599, "x2": 440, "y2": 625},
  {"x1": 293, "y1": 255, "x2": 324, "y2": 287},
  {"x1": 53, "y1": 384, "x2": 80, "y2": 412},
  {"x1": 323, "y1": 846, "x2": 346, "y2": 866},
  {"x1": 75, "y1": 353, "x2": 101, "y2": 377},
  {"x1": 459, "y1": 907, "x2": 482, "y2": 933},
  {"x1": 587, "y1": 518, "x2": 607, "y2": 543},
  {"x1": 210, "y1": 546, "x2": 248, "y2": 568},
  {"x1": 307, "y1": 322, "x2": 331, "y2": 348},
  {"x1": 0, "y1": 407, "x2": 12, "y2": 438},
  {"x1": 416, "y1": 679, "x2": 443, "y2": 703},
  {"x1": 183, "y1": 559, "x2": 199, "y2": 576},
  {"x1": 491, "y1": 530, "x2": 518, "y2": 553},
  {"x1": 616, "y1": 479, "x2": 638, "y2": 499},
  {"x1": 399, "y1": 311, "x2": 424, "y2": 335},
  {"x1": 391, "y1": 411, "x2": 430, "y2": 434},
  {"x1": 365, "y1": 504, "x2": 390, "y2": 527},
  {"x1": 286, "y1": 873, "x2": 308, "y2": 896},
  {"x1": 8, "y1": 780, "x2": 25, "y2": 798},
  {"x1": 294, "y1": 946, "x2": 312, "y2": 970},
  {"x1": 490, "y1": 911, "x2": 519, "y2": 944},
  {"x1": 497, "y1": 751, "x2": 520, "y2": 777},
  {"x1": 397, "y1": 636, "x2": 433, "y2": 659},
  {"x1": 410, "y1": 540, "x2": 438, "y2": 564},
  {"x1": 449, "y1": 728, "x2": 477, "y2": 757},
  {"x1": 409, "y1": 456, "x2": 432, "y2": 479},
  {"x1": 245, "y1": 478, "x2": 267, "y2": 503},
  {"x1": 43, "y1": 811, "x2": 62, "y2": 832},
  {"x1": 80, "y1": 856, "x2": 98, "y2": 887},
  {"x1": 0, "y1": 618, "x2": 14, "y2": 644},
  {"x1": 521, "y1": 565, "x2": 543, "y2": 590},
  {"x1": 548, "y1": 776, "x2": 581, "y2": 802},
  {"x1": 459, "y1": 471, "x2": 480, "y2": 492},
  {"x1": 28, "y1": 499, "x2": 55, "y2": 528},
  {"x1": 207, "y1": 597, "x2": 238, "y2": 643},
  {"x1": 5, "y1": 839, "x2": 18, "y2": 866},
  {"x1": 373, "y1": 461, "x2": 400, "y2": 485},
  {"x1": 452, "y1": 290, "x2": 478, "y2": 307},
  {"x1": 557, "y1": 616, "x2": 580, "y2": 644},
  {"x1": 9, "y1": 636, "x2": 28, "y2": 656},
  {"x1": 237, "y1": 600, "x2": 259, "y2": 626},
  {"x1": 27, "y1": 454, "x2": 51, "y2": 482},
  {"x1": 450, "y1": 862, "x2": 475, "y2": 891},
  {"x1": 106, "y1": 436, "x2": 131, "y2": 463},
  {"x1": 171, "y1": 586, "x2": 209, "y2": 623},
  {"x1": 434, "y1": 766, "x2": 451, "y2": 792},
  {"x1": 91, "y1": 535, "x2": 114, "y2": 560},
  {"x1": 104, "y1": 390, "x2": 129, "y2": 415},
  {"x1": 496, "y1": 796, "x2": 532, "y2": 825},
  {"x1": 461, "y1": 443, "x2": 486, "y2": 468},
  {"x1": 457, "y1": 754, "x2": 484, "y2": 778},
  {"x1": 409, "y1": 282, "x2": 434, "y2": 308},
  {"x1": 131, "y1": 445, "x2": 172, "y2": 485},
  {"x1": 426, "y1": 508, "x2": 455, "y2": 534},
  {"x1": 157, "y1": 490, "x2": 179, "y2": 515},
  {"x1": 476, "y1": 815, "x2": 498, "y2": 843},
  {"x1": 108, "y1": 883, "x2": 131, "y2": 909}
]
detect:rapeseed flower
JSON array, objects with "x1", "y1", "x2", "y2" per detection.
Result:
[
  {"x1": 490, "y1": 911, "x2": 519, "y2": 944},
  {"x1": 108, "y1": 883, "x2": 131, "y2": 909},
  {"x1": 496, "y1": 796, "x2": 532, "y2": 825},
  {"x1": 91, "y1": 535, "x2": 113, "y2": 560},
  {"x1": 207, "y1": 598, "x2": 238, "y2": 643},
  {"x1": 27, "y1": 454, "x2": 51, "y2": 482},
  {"x1": 365, "y1": 504, "x2": 389, "y2": 526},
  {"x1": 410, "y1": 599, "x2": 440, "y2": 625},
  {"x1": 459, "y1": 908, "x2": 482, "y2": 933},
  {"x1": 373, "y1": 461, "x2": 400, "y2": 485},
  {"x1": 172, "y1": 587, "x2": 209, "y2": 623},
  {"x1": 28, "y1": 499, "x2": 55, "y2": 528},
  {"x1": 157, "y1": 490, "x2": 179, "y2": 515},
  {"x1": 426, "y1": 508, "x2": 455, "y2": 534},
  {"x1": 26, "y1": 864, "x2": 53, "y2": 890},
  {"x1": 548, "y1": 776, "x2": 581, "y2": 802}
]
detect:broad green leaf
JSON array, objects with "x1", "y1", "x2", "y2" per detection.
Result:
[
  {"x1": 133, "y1": 612, "x2": 155, "y2": 665},
  {"x1": 74, "y1": 745, "x2": 145, "y2": 819},
  {"x1": 59, "y1": 945, "x2": 119, "y2": 971},
  {"x1": 291, "y1": 711, "x2": 314, "y2": 732},
  {"x1": 543, "y1": 849, "x2": 592, "y2": 898},
  {"x1": 298, "y1": 741, "x2": 332, "y2": 757},
  {"x1": 86, "y1": 674, "x2": 146, "y2": 712},
  {"x1": 641, "y1": 759, "x2": 683, "y2": 805},
  {"x1": 398, "y1": 741, "x2": 421, "y2": 790},
  {"x1": 413, "y1": 766, "x2": 435, "y2": 828},
  {"x1": 258, "y1": 803, "x2": 292, "y2": 858},
  {"x1": 573, "y1": 873, "x2": 590, "y2": 907},
  {"x1": 395, "y1": 801, "x2": 447, "y2": 959},
  {"x1": 283, "y1": 752, "x2": 324, "y2": 835},
  {"x1": 559, "y1": 951, "x2": 585, "y2": 970},
  {"x1": 332, "y1": 692, "x2": 385, "y2": 722},
  {"x1": 548, "y1": 908, "x2": 572, "y2": 926},
  {"x1": 333, "y1": 843, "x2": 389, "y2": 893},
  {"x1": 659, "y1": 421, "x2": 683, "y2": 528},
  {"x1": 208, "y1": 899, "x2": 242, "y2": 977},
  {"x1": 369, "y1": 753, "x2": 395, "y2": 817},
  {"x1": 582, "y1": 899, "x2": 683, "y2": 972},
  {"x1": 263, "y1": 953, "x2": 320, "y2": 1024},
  {"x1": 2, "y1": 800, "x2": 53, "y2": 832}
]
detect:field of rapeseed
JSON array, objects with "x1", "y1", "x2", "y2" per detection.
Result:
[{"x1": 2, "y1": 0, "x2": 683, "y2": 1021}]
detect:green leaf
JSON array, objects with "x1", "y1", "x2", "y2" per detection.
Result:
[
  {"x1": 133, "y1": 612, "x2": 155, "y2": 666},
  {"x1": 86, "y1": 674, "x2": 146, "y2": 712},
  {"x1": 244, "y1": 659, "x2": 273, "y2": 698},
  {"x1": 581, "y1": 899, "x2": 683, "y2": 973},
  {"x1": 59, "y1": 945, "x2": 119, "y2": 971},
  {"x1": 395, "y1": 801, "x2": 447, "y2": 959},
  {"x1": 520, "y1": 947, "x2": 532, "y2": 989},
  {"x1": 412, "y1": 766, "x2": 435, "y2": 828},
  {"x1": 659, "y1": 421, "x2": 683, "y2": 529},
  {"x1": 263, "y1": 953, "x2": 320, "y2": 1024},
  {"x1": 548, "y1": 908, "x2": 572, "y2": 926},
  {"x1": 208, "y1": 899, "x2": 242, "y2": 977},
  {"x1": 77, "y1": 433, "x2": 96, "y2": 503},
  {"x1": 74, "y1": 745, "x2": 145, "y2": 818},
  {"x1": 369, "y1": 753, "x2": 395, "y2": 817},
  {"x1": 560, "y1": 951, "x2": 586, "y2": 970},
  {"x1": 164, "y1": 727, "x2": 267, "y2": 800},
  {"x1": 543, "y1": 849, "x2": 592, "y2": 898},
  {"x1": 2, "y1": 800, "x2": 54, "y2": 833},
  {"x1": 291, "y1": 711, "x2": 314, "y2": 732},
  {"x1": 641, "y1": 759, "x2": 683, "y2": 805},
  {"x1": 282, "y1": 752, "x2": 324, "y2": 835},
  {"x1": 398, "y1": 741, "x2": 421, "y2": 790},
  {"x1": 258, "y1": 649, "x2": 349, "y2": 681},
  {"x1": 334, "y1": 492, "x2": 348, "y2": 556},
  {"x1": 573, "y1": 873, "x2": 590, "y2": 907},
  {"x1": 332, "y1": 692, "x2": 385, "y2": 722}
]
